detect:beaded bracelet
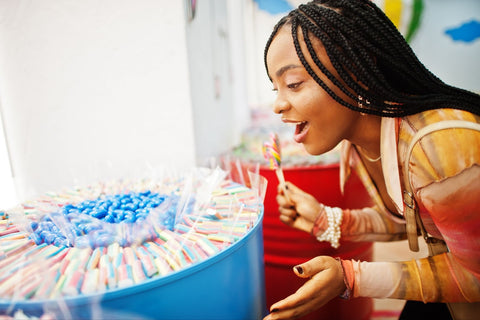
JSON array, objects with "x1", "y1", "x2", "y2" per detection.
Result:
[{"x1": 316, "y1": 206, "x2": 343, "y2": 249}]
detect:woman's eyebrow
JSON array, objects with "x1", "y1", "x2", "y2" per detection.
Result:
[{"x1": 275, "y1": 64, "x2": 302, "y2": 78}]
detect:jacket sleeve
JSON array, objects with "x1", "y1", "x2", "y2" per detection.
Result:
[
  {"x1": 346, "y1": 252, "x2": 480, "y2": 302},
  {"x1": 312, "y1": 205, "x2": 406, "y2": 242}
]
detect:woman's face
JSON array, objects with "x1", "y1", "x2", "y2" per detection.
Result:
[{"x1": 266, "y1": 26, "x2": 360, "y2": 155}]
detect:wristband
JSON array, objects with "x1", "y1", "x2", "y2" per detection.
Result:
[{"x1": 337, "y1": 258, "x2": 354, "y2": 300}]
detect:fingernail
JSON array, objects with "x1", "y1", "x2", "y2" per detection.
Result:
[
  {"x1": 285, "y1": 184, "x2": 289, "y2": 190},
  {"x1": 271, "y1": 308, "x2": 279, "y2": 313},
  {"x1": 295, "y1": 266, "x2": 303, "y2": 274}
]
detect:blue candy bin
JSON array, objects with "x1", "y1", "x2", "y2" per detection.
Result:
[{"x1": 0, "y1": 211, "x2": 266, "y2": 320}]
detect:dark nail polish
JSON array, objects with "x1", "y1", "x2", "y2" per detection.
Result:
[
  {"x1": 271, "y1": 308, "x2": 279, "y2": 313},
  {"x1": 295, "y1": 266, "x2": 303, "y2": 274},
  {"x1": 285, "y1": 184, "x2": 289, "y2": 190}
]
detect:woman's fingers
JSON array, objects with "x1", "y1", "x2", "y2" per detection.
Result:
[
  {"x1": 278, "y1": 207, "x2": 297, "y2": 225},
  {"x1": 278, "y1": 204, "x2": 311, "y2": 230},
  {"x1": 280, "y1": 182, "x2": 302, "y2": 194},
  {"x1": 283, "y1": 215, "x2": 312, "y2": 233},
  {"x1": 293, "y1": 256, "x2": 339, "y2": 278},
  {"x1": 277, "y1": 182, "x2": 307, "y2": 203},
  {"x1": 264, "y1": 257, "x2": 346, "y2": 320},
  {"x1": 276, "y1": 193, "x2": 292, "y2": 208}
]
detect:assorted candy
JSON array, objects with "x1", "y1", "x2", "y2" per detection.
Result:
[
  {"x1": 0, "y1": 171, "x2": 262, "y2": 301},
  {"x1": 28, "y1": 191, "x2": 177, "y2": 248}
]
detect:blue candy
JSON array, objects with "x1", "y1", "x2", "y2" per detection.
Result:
[{"x1": 29, "y1": 190, "x2": 177, "y2": 248}]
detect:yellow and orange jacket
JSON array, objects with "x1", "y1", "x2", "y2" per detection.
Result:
[{"x1": 315, "y1": 108, "x2": 480, "y2": 302}]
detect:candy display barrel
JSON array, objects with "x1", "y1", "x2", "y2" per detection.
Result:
[
  {"x1": 0, "y1": 213, "x2": 266, "y2": 320},
  {"x1": 235, "y1": 162, "x2": 374, "y2": 320}
]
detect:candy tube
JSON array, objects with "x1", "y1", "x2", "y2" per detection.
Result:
[
  {"x1": 105, "y1": 258, "x2": 117, "y2": 289},
  {"x1": 135, "y1": 246, "x2": 157, "y2": 277},
  {"x1": 117, "y1": 263, "x2": 134, "y2": 288},
  {"x1": 49, "y1": 273, "x2": 67, "y2": 298},
  {"x1": 131, "y1": 259, "x2": 146, "y2": 284},
  {"x1": 81, "y1": 268, "x2": 99, "y2": 294},
  {"x1": 97, "y1": 261, "x2": 108, "y2": 292},
  {"x1": 153, "y1": 256, "x2": 171, "y2": 276},
  {"x1": 35, "y1": 268, "x2": 60, "y2": 299},
  {"x1": 18, "y1": 274, "x2": 42, "y2": 299},
  {"x1": 62, "y1": 270, "x2": 84, "y2": 296}
]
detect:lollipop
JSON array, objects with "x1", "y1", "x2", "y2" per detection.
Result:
[{"x1": 262, "y1": 133, "x2": 290, "y2": 202}]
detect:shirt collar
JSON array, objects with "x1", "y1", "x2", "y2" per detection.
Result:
[
  {"x1": 381, "y1": 117, "x2": 404, "y2": 215},
  {"x1": 339, "y1": 118, "x2": 404, "y2": 216}
]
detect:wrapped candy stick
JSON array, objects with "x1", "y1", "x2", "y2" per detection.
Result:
[{"x1": 262, "y1": 133, "x2": 290, "y2": 202}]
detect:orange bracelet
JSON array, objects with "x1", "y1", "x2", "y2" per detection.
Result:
[
  {"x1": 311, "y1": 204, "x2": 326, "y2": 237},
  {"x1": 338, "y1": 258, "x2": 355, "y2": 300}
]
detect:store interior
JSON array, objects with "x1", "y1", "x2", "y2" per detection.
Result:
[{"x1": 0, "y1": 0, "x2": 478, "y2": 319}]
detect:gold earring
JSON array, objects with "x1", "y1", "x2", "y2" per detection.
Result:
[
  {"x1": 358, "y1": 95, "x2": 369, "y2": 116},
  {"x1": 358, "y1": 95, "x2": 364, "y2": 108}
]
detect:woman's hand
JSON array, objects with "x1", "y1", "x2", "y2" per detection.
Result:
[
  {"x1": 277, "y1": 182, "x2": 324, "y2": 234},
  {"x1": 263, "y1": 256, "x2": 346, "y2": 320}
]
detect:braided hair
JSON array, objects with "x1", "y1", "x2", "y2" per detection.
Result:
[{"x1": 264, "y1": 0, "x2": 480, "y2": 117}]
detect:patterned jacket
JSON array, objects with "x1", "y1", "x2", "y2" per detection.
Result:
[{"x1": 327, "y1": 108, "x2": 480, "y2": 302}]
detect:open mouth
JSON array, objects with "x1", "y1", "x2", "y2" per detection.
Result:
[
  {"x1": 293, "y1": 121, "x2": 309, "y2": 143},
  {"x1": 295, "y1": 121, "x2": 308, "y2": 135}
]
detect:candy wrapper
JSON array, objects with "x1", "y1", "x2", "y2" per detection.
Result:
[{"x1": 0, "y1": 166, "x2": 267, "y2": 319}]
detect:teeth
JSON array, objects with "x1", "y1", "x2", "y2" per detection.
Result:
[
  {"x1": 283, "y1": 120, "x2": 306, "y2": 127},
  {"x1": 285, "y1": 122, "x2": 299, "y2": 126}
]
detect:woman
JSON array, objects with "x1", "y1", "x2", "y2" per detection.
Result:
[{"x1": 263, "y1": 1, "x2": 480, "y2": 319}]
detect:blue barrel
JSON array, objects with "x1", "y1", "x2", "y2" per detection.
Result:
[{"x1": 0, "y1": 212, "x2": 267, "y2": 320}]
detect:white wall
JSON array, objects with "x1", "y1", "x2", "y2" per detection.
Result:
[
  {"x1": 0, "y1": 1, "x2": 197, "y2": 200},
  {"x1": 185, "y1": 0, "x2": 250, "y2": 165},
  {"x1": 0, "y1": 106, "x2": 15, "y2": 208},
  {"x1": 244, "y1": 0, "x2": 305, "y2": 110},
  {"x1": 0, "y1": 0, "x2": 253, "y2": 204},
  {"x1": 409, "y1": 0, "x2": 480, "y2": 93}
]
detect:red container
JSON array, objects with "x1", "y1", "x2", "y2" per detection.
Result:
[{"x1": 233, "y1": 162, "x2": 373, "y2": 320}]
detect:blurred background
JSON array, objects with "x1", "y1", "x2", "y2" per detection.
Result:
[
  {"x1": 0, "y1": 0, "x2": 479, "y2": 205},
  {"x1": 0, "y1": 0, "x2": 479, "y2": 319}
]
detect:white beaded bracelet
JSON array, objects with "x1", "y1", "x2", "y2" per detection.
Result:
[{"x1": 316, "y1": 206, "x2": 343, "y2": 249}]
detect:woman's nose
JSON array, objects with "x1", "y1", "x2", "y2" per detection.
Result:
[{"x1": 272, "y1": 93, "x2": 290, "y2": 114}]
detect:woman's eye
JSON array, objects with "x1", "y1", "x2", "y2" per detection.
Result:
[{"x1": 287, "y1": 82, "x2": 302, "y2": 89}]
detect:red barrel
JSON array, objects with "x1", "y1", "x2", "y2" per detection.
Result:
[{"x1": 234, "y1": 162, "x2": 374, "y2": 320}]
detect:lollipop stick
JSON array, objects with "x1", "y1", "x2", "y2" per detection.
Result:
[{"x1": 275, "y1": 168, "x2": 290, "y2": 203}]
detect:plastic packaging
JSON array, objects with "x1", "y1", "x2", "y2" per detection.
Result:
[{"x1": 0, "y1": 167, "x2": 267, "y2": 319}]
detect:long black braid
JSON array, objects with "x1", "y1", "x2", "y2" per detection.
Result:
[{"x1": 264, "y1": 0, "x2": 480, "y2": 117}]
